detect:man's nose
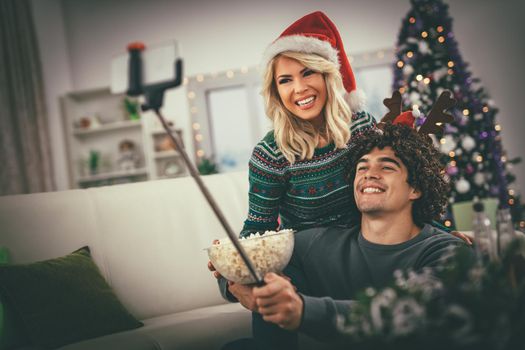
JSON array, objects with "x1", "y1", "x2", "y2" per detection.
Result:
[{"x1": 364, "y1": 167, "x2": 381, "y2": 179}]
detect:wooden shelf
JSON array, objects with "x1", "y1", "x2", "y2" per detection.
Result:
[
  {"x1": 77, "y1": 167, "x2": 148, "y2": 183},
  {"x1": 73, "y1": 120, "x2": 141, "y2": 137},
  {"x1": 154, "y1": 150, "x2": 181, "y2": 159}
]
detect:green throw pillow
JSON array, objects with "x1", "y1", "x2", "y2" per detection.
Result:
[{"x1": 0, "y1": 247, "x2": 143, "y2": 349}]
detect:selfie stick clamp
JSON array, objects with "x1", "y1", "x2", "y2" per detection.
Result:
[{"x1": 126, "y1": 44, "x2": 264, "y2": 286}]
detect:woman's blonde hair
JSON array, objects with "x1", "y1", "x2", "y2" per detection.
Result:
[{"x1": 261, "y1": 51, "x2": 352, "y2": 163}]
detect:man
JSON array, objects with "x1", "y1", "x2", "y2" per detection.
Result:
[{"x1": 217, "y1": 124, "x2": 473, "y2": 348}]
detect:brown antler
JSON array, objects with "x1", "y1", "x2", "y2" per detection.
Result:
[
  {"x1": 418, "y1": 91, "x2": 455, "y2": 135},
  {"x1": 381, "y1": 90, "x2": 402, "y2": 124}
]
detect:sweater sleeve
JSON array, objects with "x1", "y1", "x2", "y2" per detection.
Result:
[
  {"x1": 241, "y1": 135, "x2": 287, "y2": 238},
  {"x1": 299, "y1": 294, "x2": 357, "y2": 341},
  {"x1": 350, "y1": 110, "x2": 376, "y2": 136}
]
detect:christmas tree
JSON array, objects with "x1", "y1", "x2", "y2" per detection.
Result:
[{"x1": 392, "y1": 0, "x2": 524, "y2": 229}]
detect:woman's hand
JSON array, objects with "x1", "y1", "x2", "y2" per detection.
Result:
[
  {"x1": 207, "y1": 239, "x2": 222, "y2": 279},
  {"x1": 450, "y1": 230, "x2": 474, "y2": 245}
]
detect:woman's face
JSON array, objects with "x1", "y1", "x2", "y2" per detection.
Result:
[{"x1": 273, "y1": 55, "x2": 327, "y2": 126}]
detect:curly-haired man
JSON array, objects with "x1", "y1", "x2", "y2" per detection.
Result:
[{"x1": 246, "y1": 124, "x2": 474, "y2": 349}]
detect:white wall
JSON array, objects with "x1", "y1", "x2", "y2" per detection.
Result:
[{"x1": 33, "y1": 0, "x2": 525, "y2": 195}]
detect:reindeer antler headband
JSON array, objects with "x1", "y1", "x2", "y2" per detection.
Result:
[{"x1": 379, "y1": 90, "x2": 455, "y2": 135}]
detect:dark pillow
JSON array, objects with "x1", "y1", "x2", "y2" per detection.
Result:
[{"x1": 0, "y1": 247, "x2": 143, "y2": 349}]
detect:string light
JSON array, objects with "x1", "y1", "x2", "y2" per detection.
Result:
[
  {"x1": 520, "y1": 221, "x2": 525, "y2": 229},
  {"x1": 196, "y1": 74, "x2": 204, "y2": 82},
  {"x1": 440, "y1": 138, "x2": 446, "y2": 144},
  {"x1": 399, "y1": 87, "x2": 406, "y2": 94},
  {"x1": 195, "y1": 134, "x2": 203, "y2": 142},
  {"x1": 409, "y1": 17, "x2": 416, "y2": 24},
  {"x1": 196, "y1": 149, "x2": 205, "y2": 158},
  {"x1": 437, "y1": 25, "x2": 444, "y2": 33},
  {"x1": 449, "y1": 151, "x2": 455, "y2": 157},
  {"x1": 501, "y1": 156, "x2": 507, "y2": 162},
  {"x1": 438, "y1": 36, "x2": 445, "y2": 43},
  {"x1": 226, "y1": 71, "x2": 234, "y2": 79},
  {"x1": 483, "y1": 106, "x2": 489, "y2": 113},
  {"x1": 509, "y1": 189, "x2": 515, "y2": 196},
  {"x1": 187, "y1": 91, "x2": 196, "y2": 99},
  {"x1": 462, "y1": 109, "x2": 469, "y2": 116},
  {"x1": 450, "y1": 160, "x2": 457, "y2": 166},
  {"x1": 407, "y1": 51, "x2": 414, "y2": 58},
  {"x1": 423, "y1": 77, "x2": 431, "y2": 84},
  {"x1": 495, "y1": 124, "x2": 502, "y2": 131},
  {"x1": 444, "y1": 220, "x2": 452, "y2": 227},
  {"x1": 447, "y1": 61, "x2": 454, "y2": 68},
  {"x1": 183, "y1": 77, "x2": 189, "y2": 85},
  {"x1": 448, "y1": 69, "x2": 454, "y2": 75},
  {"x1": 190, "y1": 106, "x2": 198, "y2": 114},
  {"x1": 416, "y1": 74, "x2": 423, "y2": 81},
  {"x1": 192, "y1": 122, "x2": 201, "y2": 130},
  {"x1": 476, "y1": 155, "x2": 483, "y2": 162},
  {"x1": 509, "y1": 198, "x2": 515, "y2": 205},
  {"x1": 421, "y1": 31, "x2": 428, "y2": 38},
  {"x1": 397, "y1": 60, "x2": 405, "y2": 68}
]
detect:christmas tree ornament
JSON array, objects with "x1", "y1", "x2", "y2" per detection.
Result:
[
  {"x1": 456, "y1": 177, "x2": 470, "y2": 194},
  {"x1": 403, "y1": 64, "x2": 414, "y2": 76},
  {"x1": 474, "y1": 172, "x2": 485, "y2": 186},
  {"x1": 461, "y1": 135, "x2": 476, "y2": 151},
  {"x1": 440, "y1": 135, "x2": 456, "y2": 153}
]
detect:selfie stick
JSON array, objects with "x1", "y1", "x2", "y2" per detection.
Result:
[{"x1": 126, "y1": 43, "x2": 264, "y2": 286}]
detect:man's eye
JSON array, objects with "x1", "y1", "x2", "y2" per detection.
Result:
[
  {"x1": 357, "y1": 167, "x2": 367, "y2": 172},
  {"x1": 383, "y1": 166, "x2": 395, "y2": 171}
]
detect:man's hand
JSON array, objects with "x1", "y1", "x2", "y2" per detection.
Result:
[
  {"x1": 207, "y1": 240, "x2": 222, "y2": 279},
  {"x1": 228, "y1": 282, "x2": 257, "y2": 311},
  {"x1": 253, "y1": 272, "x2": 303, "y2": 331}
]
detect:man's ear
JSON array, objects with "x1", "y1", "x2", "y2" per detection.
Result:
[{"x1": 409, "y1": 187, "x2": 421, "y2": 201}]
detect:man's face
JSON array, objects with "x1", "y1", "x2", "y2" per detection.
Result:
[{"x1": 353, "y1": 147, "x2": 421, "y2": 216}]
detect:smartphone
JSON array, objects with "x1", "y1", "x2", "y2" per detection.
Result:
[{"x1": 110, "y1": 41, "x2": 181, "y2": 94}]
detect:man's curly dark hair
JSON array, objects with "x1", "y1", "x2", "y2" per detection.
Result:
[{"x1": 347, "y1": 123, "x2": 449, "y2": 227}]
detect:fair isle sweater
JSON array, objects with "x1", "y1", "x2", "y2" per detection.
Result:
[{"x1": 241, "y1": 111, "x2": 376, "y2": 237}]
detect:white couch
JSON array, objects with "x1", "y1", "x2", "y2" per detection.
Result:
[{"x1": 0, "y1": 171, "x2": 328, "y2": 350}]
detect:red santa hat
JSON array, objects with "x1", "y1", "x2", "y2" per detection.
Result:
[{"x1": 262, "y1": 11, "x2": 366, "y2": 112}]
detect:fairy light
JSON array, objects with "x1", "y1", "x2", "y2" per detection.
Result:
[
  {"x1": 509, "y1": 198, "x2": 515, "y2": 205},
  {"x1": 196, "y1": 74, "x2": 204, "y2": 82},
  {"x1": 192, "y1": 122, "x2": 201, "y2": 130},
  {"x1": 444, "y1": 220, "x2": 452, "y2": 227},
  {"x1": 407, "y1": 51, "x2": 414, "y2": 58},
  {"x1": 421, "y1": 31, "x2": 428, "y2": 38},
  {"x1": 190, "y1": 106, "x2": 198, "y2": 114},
  {"x1": 196, "y1": 149, "x2": 205, "y2": 158},
  {"x1": 183, "y1": 77, "x2": 189, "y2": 86},
  {"x1": 495, "y1": 124, "x2": 502, "y2": 131},
  {"x1": 187, "y1": 91, "x2": 196, "y2": 99},
  {"x1": 195, "y1": 134, "x2": 203, "y2": 142},
  {"x1": 437, "y1": 25, "x2": 444, "y2": 32},
  {"x1": 409, "y1": 17, "x2": 416, "y2": 24},
  {"x1": 438, "y1": 36, "x2": 445, "y2": 43},
  {"x1": 463, "y1": 109, "x2": 470, "y2": 116},
  {"x1": 476, "y1": 155, "x2": 483, "y2": 162},
  {"x1": 397, "y1": 60, "x2": 405, "y2": 68},
  {"x1": 416, "y1": 74, "x2": 423, "y2": 81},
  {"x1": 483, "y1": 106, "x2": 489, "y2": 113},
  {"x1": 448, "y1": 69, "x2": 454, "y2": 75},
  {"x1": 423, "y1": 77, "x2": 431, "y2": 85},
  {"x1": 440, "y1": 138, "x2": 446, "y2": 144},
  {"x1": 399, "y1": 87, "x2": 406, "y2": 94},
  {"x1": 501, "y1": 156, "x2": 507, "y2": 162},
  {"x1": 450, "y1": 160, "x2": 457, "y2": 166},
  {"x1": 449, "y1": 151, "x2": 455, "y2": 158},
  {"x1": 226, "y1": 70, "x2": 234, "y2": 79},
  {"x1": 447, "y1": 61, "x2": 454, "y2": 68},
  {"x1": 509, "y1": 189, "x2": 515, "y2": 196},
  {"x1": 520, "y1": 221, "x2": 525, "y2": 229}
]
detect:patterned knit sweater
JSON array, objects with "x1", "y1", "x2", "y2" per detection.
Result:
[{"x1": 241, "y1": 111, "x2": 376, "y2": 237}]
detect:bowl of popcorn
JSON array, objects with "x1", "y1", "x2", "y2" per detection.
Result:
[{"x1": 207, "y1": 229, "x2": 295, "y2": 284}]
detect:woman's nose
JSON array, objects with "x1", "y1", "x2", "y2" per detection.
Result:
[{"x1": 293, "y1": 79, "x2": 308, "y2": 93}]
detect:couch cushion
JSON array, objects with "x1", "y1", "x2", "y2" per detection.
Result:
[{"x1": 0, "y1": 247, "x2": 143, "y2": 349}]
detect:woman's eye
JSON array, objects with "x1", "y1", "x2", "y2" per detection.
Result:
[
  {"x1": 303, "y1": 70, "x2": 315, "y2": 77},
  {"x1": 278, "y1": 78, "x2": 291, "y2": 84}
]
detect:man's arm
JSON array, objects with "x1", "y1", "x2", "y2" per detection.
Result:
[{"x1": 253, "y1": 273, "x2": 356, "y2": 341}]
